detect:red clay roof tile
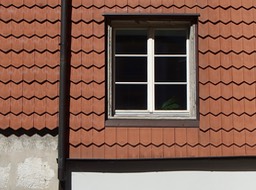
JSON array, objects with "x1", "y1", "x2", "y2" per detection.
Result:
[
  {"x1": 234, "y1": 129, "x2": 246, "y2": 149},
  {"x1": 73, "y1": 0, "x2": 81, "y2": 7},
  {"x1": 92, "y1": 129, "x2": 105, "y2": 146},
  {"x1": 199, "y1": 127, "x2": 210, "y2": 144},
  {"x1": 175, "y1": 145, "x2": 187, "y2": 158},
  {"x1": 92, "y1": 114, "x2": 105, "y2": 130},
  {"x1": 22, "y1": 114, "x2": 34, "y2": 129},
  {"x1": 70, "y1": 98, "x2": 82, "y2": 115},
  {"x1": 23, "y1": 98, "x2": 35, "y2": 115},
  {"x1": 140, "y1": 128, "x2": 152, "y2": 146},
  {"x1": 92, "y1": 52, "x2": 105, "y2": 68},
  {"x1": 94, "y1": 0, "x2": 104, "y2": 8},
  {"x1": 72, "y1": 8, "x2": 82, "y2": 23},
  {"x1": 117, "y1": 145, "x2": 129, "y2": 158},
  {"x1": 222, "y1": 130, "x2": 234, "y2": 147},
  {"x1": 246, "y1": 130, "x2": 256, "y2": 147},
  {"x1": 243, "y1": 54, "x2": 255, "y2": 69},
  {"x1": 158, "y1": 0, "x2": 171, "y2": 8},
  {"x1": 128, "y1": 146, "x2": 140, "y2": 159},
  {"x1": 117, "y1": 0, "x2": 128, "y2": 8},
  {"x1": 114, "y1": 5, "x2": 128, "y2": 14},
  {"x1": 105, "y1": 0, "x2": 116, "y2": 8},
  {"x1": 0, "y1": 114, "x2": 10, "y2": 130},
  {"x1": 0, "y1": 98, "x2": 11, "y2": 115},
  {"x1": 81, "y1": 7, "x2": 93, "y2": 22},
  {"x1": 187, "y1": 146, "x2": 199, "y2": 157},
  {"x1": 221, "y1": 114, "x2": 234, "y2": 131},
  {"x1": 231, "y1": 8, "x2": 243, "y2": 24},
  {"x1": 34, "y1": 98, "x2": 46, "y2": 115},
  {"x1": 81, "y1": 83, "x2": 93, "y2": 99},
  {"x1": 200, "y1": 114, "x2": 210, "y2": 132},
  {"x1": 128, "y1": 128, "x2": 140, "y2": 146},
  {"x1": 244, "y1": 114, "x2": 256, "y2": 131},
  {"x1": 210, "y1": 145, "x2": 222, "y2": 157},
  {"x1": 46, "y1": 98, "x2": 58, "y2": 114},
  {"x1": 9, "y1": 114, "x2": 22, "y2": 130},
  {"x1": 93, "y1": 145, "x2": 105, "y2": 158},
  {"x1": 198, "y1": 146, "x2": 212, "y2": 160},
  {"x1": 71, "y1": 67, "x2": 82, "y2": 83},
  {"x1": 128, "y1": 0, "x2": 139, "y2": 8},
  {"x1": 161, "y1": 5, "x2": 173, "y2": 14},
  {"x1": 246, "y1": 146, "x2": 256, "y2": 156},
  {"x1": 70, "y1": 129, "x2": 81, "y2": 147},
  {"x1": 81, "y1": 129, "x2": 93, "y2": 146},
  {"x1": 218, "y1": 0, "x2": 230, "y2": 9},
  {"x1": 209, "y1": 114, "x2": 222, "y2": 131},
  {"x1": 186, "y1": 128, "x2": 199, "y2": 146},
  {"x1": 116, "y1": 128, "x2": 128, "y2": 146},
  {"x1": 233, "y1": 145, "x2": 246, "y2": 156},
  {"x1": 70, "y1": 114, "x2": 82, "y2": 131},
  {"x1": 233, "y1": 114, "x2": 245, "y2": 131},
  {"x1": 163, "y1": 146, "x2": 176, "y2": 158},
  {"x1": 233, "y1": 99, "x2": 245, "y2": 116},
  {"x1": 70, "y1": 146, "x2": 82, "y2": 158},
  {"x1": 34, "y1": 114, "x2": 46, "y2": 130},
  {"x1": 70, "y1": 83, "x2": 82, "y2": 99},
  {"x1": 151, "y1": 146, "x2": 164, "y2": 158},
  {"x1": 10, "y1": 83, "x2": 22, "y2": 99},
  {"x1": 81, "y1": 114, "x2": 93, "y2": 130},
  {"x1": 72, "y1": 23, "x2": 82, "y2": 38},
  {"x1": 139, "y1": 145, "x2": 152, "y2": 158},
  {"x1": 151, "y1": 128, "x2": 163, "y2": 146},
  {"x1": 209, "y1": 130, "x2": 222, "y2": 147},
  {"x1": 163, "y1": 128, "x2": 175, "y2": 145},
  {"x1": 221, "y1": 99, "x2": 233, "y2": 116},
  {"x1": 0, "y1": 83, "x2": 11, "y2": 100},
  {"x1": 175, "y1": 128, "x2": 187, "y2": 146},
  {"x1": 104, "y1": 145, "x2": 116, "y2": 159},
  {"x1": 45, "y1": 114, "x2": 59, "y2": 130},
  {"x1": 1, "y1": 0, "x2": 256, "y2": 158},
  {"x1": 105, "y1": 127, "x2": 117, "y2": 146},
  {"x1": 71, "y1": 52, "x2": 82, "y2": 68}
]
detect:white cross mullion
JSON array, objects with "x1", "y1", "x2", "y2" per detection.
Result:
[{"x1": 147, "y1": 28, "x2": 155, "y2": 113}]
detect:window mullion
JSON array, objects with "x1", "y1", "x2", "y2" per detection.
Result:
[{"x1": 147, "y1": 28, "x2": 154, "y2": 113}]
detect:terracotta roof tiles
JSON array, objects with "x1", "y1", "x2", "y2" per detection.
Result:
[
  {"x1": 1, "y1": 0, "x2": 256, "y2": 159},
  {"x1": 0, "y1": 0, "x2": 60, "y2": 131}
]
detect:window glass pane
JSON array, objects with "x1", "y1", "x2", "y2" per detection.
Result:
[
  {"x1": 155, "y1": 57, "x2": 186, "y2": 82},
  {"x1": 115, "y1": 57, "x2": 147, "y2": 82},
  {"x1": 115, "y1": 30, "x2": 147, "y2": 54},
  {"x1": 155, "y1": 85, "x2": 187, "y2": 110},
  {"x1": 115, "y1": 84, "x2": 147, "y2": 110},
  {"x1": 155, "y1": 30, "x2": 187, "y2": 54}
]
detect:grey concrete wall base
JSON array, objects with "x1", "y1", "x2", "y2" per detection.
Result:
[{"x1": 0, "y1": 134, "x2": 58, "y2": 190}]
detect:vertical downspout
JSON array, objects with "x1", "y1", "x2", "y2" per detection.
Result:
[{"x1": 59, "y1": 0, "x2": 72, "y2": 187}]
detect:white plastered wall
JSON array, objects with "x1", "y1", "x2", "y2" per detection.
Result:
[
  {"x1": 72, "y1": 171, "x2": 256, "y2": 190},
  {"x1": 0, "y1": 134, "x2": 58, "y2": 190}
]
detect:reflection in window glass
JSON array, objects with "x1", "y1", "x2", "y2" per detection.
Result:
[
  {"x1": 115, "y1": 30, "x2": 147, "y2": 54},
  {"x1": 155, "y1": 30, "x2": 187, "y2": 54},
  {"x1": 115, "y1": 84, "x2": 147, "y2": 110},
  {"x1": 155, "y1": 57, "x2": 186, "y2": 82},
  {"x1": 155, "y1": 85, "x2": 187, "y2": 110},
  {"x1": 115, "y1": 57, "x2": 147, "y2": 82}
]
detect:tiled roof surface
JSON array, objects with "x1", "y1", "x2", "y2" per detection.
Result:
[
  {"x1": 0, "y1": 0, "x2": 60, "y2": 131},
  {"x1": 68, "y1": 0, "x2": 256, "y2": 159},
  {"x1": 1, "y1": 0, "x2": 256, "y2": 159}
]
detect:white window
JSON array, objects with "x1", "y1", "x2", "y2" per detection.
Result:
[{"x1": 106, "y1": 16, "x2": 198, "y2": 124}]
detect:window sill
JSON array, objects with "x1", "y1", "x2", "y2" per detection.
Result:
[{"x1": 105, "y1": 118, "x2": 199, "y2": 127}]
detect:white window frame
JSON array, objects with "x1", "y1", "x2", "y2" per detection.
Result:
[{"x1": 107, "y1": 20, "x2": 197, "y2": 120}]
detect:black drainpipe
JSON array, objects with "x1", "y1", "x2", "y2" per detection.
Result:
[{"x1": 58, "y1": 0, "x2": 72, "y2": 188}]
